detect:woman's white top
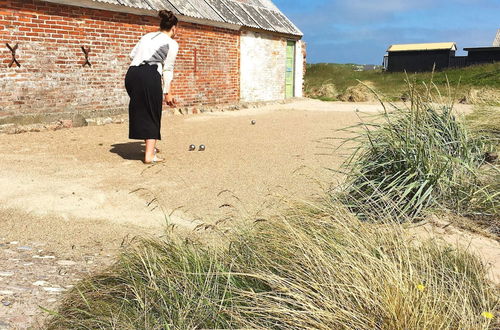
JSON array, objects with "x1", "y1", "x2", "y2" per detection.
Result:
[{"x1": 129, "y1": 32, "x2": 179, "y2": 94}]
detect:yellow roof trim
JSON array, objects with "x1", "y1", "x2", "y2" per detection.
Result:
[{"x1": 387, "y1": 42, "x2": 457, "y2": 52}]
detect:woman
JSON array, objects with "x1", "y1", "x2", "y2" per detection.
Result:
[{"x1": 125, "y1": 10, "x2": 179, "y2": 164}]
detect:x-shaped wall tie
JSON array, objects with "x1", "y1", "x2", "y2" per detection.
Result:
[
  {"x1": 6, "y1": 43, "x2": 20, "y2": 68},
  {"x1": 81, "y1": 46, "x2": 91, "y2": 67}
]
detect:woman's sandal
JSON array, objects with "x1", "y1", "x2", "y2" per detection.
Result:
[{"x1": 144, "y1": 155, "x2": 164, "y2": 164}]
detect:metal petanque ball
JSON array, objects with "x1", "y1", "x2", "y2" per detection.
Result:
[
  {"x1": 189, "y1": 144, "x2": 196, "y2": 151},
  {"x1": 251, "y1": 120, "x2": 256, "y2": 125},
  {"x1": 199, "y1": 144, "x2": 206, "y2": 151}
]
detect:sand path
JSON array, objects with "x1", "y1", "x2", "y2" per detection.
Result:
[{"x1": 0, "y1": 99, "x2": 497, "y2": 328}]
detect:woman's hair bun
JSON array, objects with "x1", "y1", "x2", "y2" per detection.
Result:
[
  {"x1": 158, "y1": 10, "x2": 178, "y2": 30},
  {"x1": 158, "y1": 10, "x2": 173, "y2": 20}
]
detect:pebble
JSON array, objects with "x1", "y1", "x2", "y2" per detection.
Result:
[
  {"x1": 22, "y1": 263, "x2": 34, "y2": 266},
  {"x1": 1, "y1": 300, "x2": 11, "y2": 307},
  {"x1": 43, "y1": 287, "x2": 66, "y2": 293},
  {"x1": 9, "y1": 242, "x2": 18, "y2": 245},
  {"x1": 32, "y1": 255, "x2": 56, "y2": 259},
  {"x1": 0, "y1": 272, "x2": 14, "y2": 277},
  {"x1": 46, "y1": 298, "x2": 57, "y2": 303},
  {"x1": 0, "y1": 290, "x2": 14, "y2": 296},
  {"x1": 17, "y1": 246, "x2": 33, "y2": 251},
  {"x1": 33, "y1": 281, "x2": 49, "y2": 287},
  {"x1": 56, "y1": 260, "x2": 77, "y2": 266}
]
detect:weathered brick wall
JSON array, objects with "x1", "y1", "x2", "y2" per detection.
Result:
[
  {"x1": 0, "y1": 0, "x2": 240, "y2": 123},
  {"x1": 175, "y1": 23, "x2": 240, "y2": 107}
]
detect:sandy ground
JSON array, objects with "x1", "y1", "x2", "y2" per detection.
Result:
[{"x1": 0, "y1": 99, "x2": 498, "y2": 329}]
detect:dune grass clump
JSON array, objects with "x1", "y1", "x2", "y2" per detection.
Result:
[
  {"x1": 340, "y1": 83, "x2": 499, "y2": 221},
  {"x1": 46, "y1": 239, "x2": 241, "y2": 329},
  {"x1": 47, "y1": 200, "x2": 498, "y2": 329},
  {"x1": 305, "y1": 81, "x2": 338, "y2": 101},
  {"x1": 466, "y1": 106, "x2": 500, "y2": 137}
]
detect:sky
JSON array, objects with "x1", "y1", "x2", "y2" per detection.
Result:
[{"x1": 273, "y1": 0, "x2": 500, "y2": 64}]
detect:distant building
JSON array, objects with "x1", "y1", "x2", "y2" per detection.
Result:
[
  {"x1": 384, "y1": 33, "x2": 500, "y2": 72},
  {"x1": 387, "y1": 42, "x2": 457, "y2": 72},
  {"x1": 462, "y1": 29, "x2": 500, "y2": 66},
  {"x1": 352, "y1": 64, "x2": 380, "y2": 72},
  {"x1": 464, "y1": 47, "x2": 500, "y2": 65},
  {"x1": 385, "y1": 42, "x2": 457, "y2": 72},
  {"x1": 493, "y1": 29, "x2": 500, "y2": 47}
]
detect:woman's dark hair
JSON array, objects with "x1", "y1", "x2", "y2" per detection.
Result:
[{"x1": 159, "y1": 10, "x2": 178, "y2": 31}]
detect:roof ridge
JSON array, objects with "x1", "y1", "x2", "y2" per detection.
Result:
[{"x1": 387, "y1": 42, "x2": 457, "y2": 52}]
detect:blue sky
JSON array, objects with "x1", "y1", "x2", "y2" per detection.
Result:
[{"x1": 273, "y1": 0, "x2": 500, "y2": 64}]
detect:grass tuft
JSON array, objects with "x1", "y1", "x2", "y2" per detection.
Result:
[
  {"x1": 339, "y1": 81, "x2": 499, "y2": 221},
  {"x1": 47, "y1": 199, "x2": 499, "y2": 329}
]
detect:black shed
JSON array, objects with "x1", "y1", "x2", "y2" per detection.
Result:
[
  {"x1": 385, "y1": 42, "x2": 457, "y2": 72},
  {"x1": 464, "y1": 47, "x2": 500, "y2": 65}
]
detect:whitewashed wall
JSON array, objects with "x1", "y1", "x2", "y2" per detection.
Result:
[
  {"x1": 240, "y1": 31, "x2": 286, "y2": 102},
  {"x1": 294, "y1": 40, "x2": 304, "y2": 98},
  {"x1": 240, "y1": 31, "x2": 304, "y2": 102}
]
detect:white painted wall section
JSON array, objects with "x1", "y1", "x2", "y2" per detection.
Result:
[
  {"x1": 240, "y1": 31, "x2": 286, "y2": 102},
  {"x1": 294, "y1": 40, "x2": 304, "y2": 98}
]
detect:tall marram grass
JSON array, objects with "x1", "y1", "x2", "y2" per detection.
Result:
[
  {"x1": 48, "y1": 199, "x2": 498, "y2": 329},
  {"x1": 339, "y1": 82, "x2": 499, "y2": 221}
]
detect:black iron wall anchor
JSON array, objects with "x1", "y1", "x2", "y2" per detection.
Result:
[
  {"x1": 6, "y1": 43, "x2": 21, "y2": 68},
  {"x1": 81, "y1": 46, "x2": 91, "y2": 67}
]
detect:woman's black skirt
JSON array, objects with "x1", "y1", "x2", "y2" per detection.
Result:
[{"x1": 125, "y1": 64, "x2": 163, "y2": 140}]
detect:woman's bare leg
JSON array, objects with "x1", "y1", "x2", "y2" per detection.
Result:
[{"x1": 144, "y1": 139, "x2": 160, "y2": 163}]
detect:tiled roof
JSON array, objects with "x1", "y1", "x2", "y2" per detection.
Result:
[{"x1": 50, "y1": 0, "x2": 302, "y2": 36}]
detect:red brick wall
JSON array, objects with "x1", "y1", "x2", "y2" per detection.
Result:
[
  {"x1": 175, "y1": 24, "x2": 240, "y2": 107},
  {"x1": 0, "y1": 0, "x2": 240, "y2": 121}
]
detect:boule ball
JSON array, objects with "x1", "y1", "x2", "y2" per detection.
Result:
[
  {"x1": 189, "y1": 144, "x2": 196, "y2": 151},
  {"x1": 199, "y1": 144, "x2": 206, "y2": 151}
]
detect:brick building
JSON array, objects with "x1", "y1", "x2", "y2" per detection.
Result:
[{"x1": 0, "y1": 0, "x2": 304, "y2": 126}]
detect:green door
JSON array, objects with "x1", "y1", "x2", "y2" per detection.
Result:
[{"x1": 285, "y1": 41, "x2": 295, "y2": 98}]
